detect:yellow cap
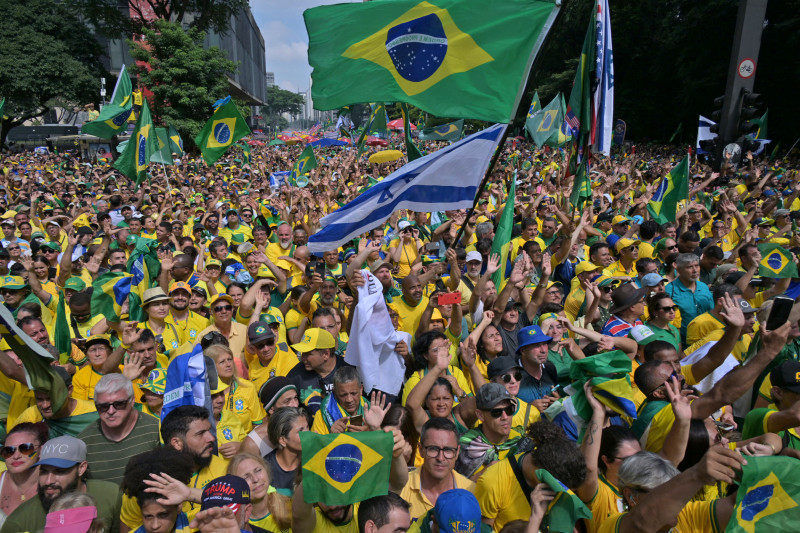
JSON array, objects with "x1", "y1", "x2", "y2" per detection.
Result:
[
  {"x1": 575, "y1": 262, "x2": 600, "y2": 275},
  {"x1": 615, "y1": 238, "x2": 642, "y2": 253},
  {"x1": 292, "y1": 328, "x2": 336, "y2": 353}
]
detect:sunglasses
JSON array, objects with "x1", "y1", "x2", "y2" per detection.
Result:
[
  {"x1": 0, "y1": 442, "x2": 37, "y2": 459},
  {"x1": 96, "y1": 399, "x2": 131, "y2": 413},
  {"x1": 213, "y1": 304, "x2": 233, "y2": 313},
  {"x1": 253, "y1": 338, "x2": 275, "y2": 349},
  {"x1": 601, "y1": 286, "x2": 614, "y2": 294},
  {"x1": 659, "y1": 305, "x2": 677, "y2": 312},
  {"x1": 488, "y1": 405, "x2": 515, "y2": 418},
  {"x1": 499, "y1": 371, "x2": 522, "y2": 384}
]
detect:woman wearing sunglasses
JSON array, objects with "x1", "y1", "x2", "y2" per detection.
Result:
[
  {"x1": 0, "y1": 422, "x2": 48, "y2": 527},
  {"x1": 645, "y1": 293, "x2": 682, "y2": 350},
  {"x1": 486, "y1": 356, "x2": 541, "y2": 429}
]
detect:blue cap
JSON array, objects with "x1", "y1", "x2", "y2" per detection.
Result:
[
  {"x1": 763, "y1": 189, "x2": 776, "y2": 197},
  {"x1": 434, "y1": 489, "x2": 481, "y2": 533},
  {"x1": 641, "y1": 273, "x2": 667, "y2": 288},
  {"x1": 516, "y1": 325, "x2": 552, "y2": 353}
]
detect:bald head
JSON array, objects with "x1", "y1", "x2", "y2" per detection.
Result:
[{"x1": 401, "y1": 275, "x2": 423, "y2": 304}]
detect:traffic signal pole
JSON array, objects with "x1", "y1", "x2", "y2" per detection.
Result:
[{"x1": 714, "y1": 0, "x2": 768, "y2": 167}]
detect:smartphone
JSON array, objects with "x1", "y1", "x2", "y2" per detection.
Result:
[
  {"x1": 766, "y1": 296, "x2": 794, "y2": 331},
  {"x1": 438, "y1": 292, "x2": 462, "y2": 306},
  {"x1": 348, "y1": 415, "x2": 363, "y2": 426}
]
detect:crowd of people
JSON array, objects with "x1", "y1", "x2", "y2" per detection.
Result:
[{"x1": 0, "y1": 137, "x2": 797, "y2": 533}]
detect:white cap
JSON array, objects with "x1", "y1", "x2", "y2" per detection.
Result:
[
  {"x1": 629, "y1": 324, "x2": 656, "y2": 344},
  {"x1": 466, "y1": 251, "x2": 482, "y2": 263},
  {"x1": 398, "y1": 220, "x2": 412, "y2": 230}
]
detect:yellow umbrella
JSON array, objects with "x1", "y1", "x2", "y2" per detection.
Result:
[{"x1": 368, "y1": 150, "x2": 404, "y2": 164}]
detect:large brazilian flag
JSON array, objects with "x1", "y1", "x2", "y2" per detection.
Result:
[
  {"x1": 304, "y1": 0, "x2": 561, "y2": 123},
  {"x1": 300, "y1": 431, "x2": 393, "y2": 506}
]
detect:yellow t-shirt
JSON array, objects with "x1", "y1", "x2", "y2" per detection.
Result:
[
  {"x1": 224, "y1": 379, "x2": 266, "y2": 433},
  {"x1": 388, "y1": 238, "x2": 419, "y2": 279},
  {"x1": 512, "y1": 398, "x2": 541, "y2": 429},
  {"x1": 251, "y1": 513, "x2": 290, "y2": 533},
  {"x1": 401, "y1": 366, "x2": 473, "y2": 405},
  {"x1": 168, "y1": 311, "x2": 210, "y2": 346},
  {"x1": 0, "y1": 373, "x2": 34, "y2": 431},
  {"x1": 597, "y1": 500, "x2": 718, "y2": 533},
  {"x1": 638, "y1": 241, "x2": 655, "y2": 260},
  {"x1": 120, "y1": 455, "x2": 229, "y2": 529},
  {"x1": 606, "y1": 260, "x2": 637, "y2": 278},
  {"x1": 71, "y1": 366, "x2": 105, "y2": 401},
  {"x1": 686, "y1": 313, "x2": 724, "y2": 347},
  {"x1": 389, "y1": 296, "x2": 430, "y2": 337},
  {"x1": 475, "y1": 453, "x2": 531, "y2": 531},
  {"x1": 311, "y1": 504, "x2": 359, "y2": 533},
  {"x1": 587, "y1": 476, "x2": 625, "y2": 533},
  {"x1": 248, "y1": 347, "x2": 299, "y2": 392},
  {"x1": 11, "y1": 398, "x2": 97, "y2": 428},
  {"x1": 400, "y1": 468, "x2": 475, "y2": 521}
]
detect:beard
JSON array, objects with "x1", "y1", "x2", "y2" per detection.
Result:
[
  {"x1": 187, "y1": 446, "x2": 213, "y2": 469},
  {"x1": 38, "y1": 476, "x2": 80, "y2": 511}
]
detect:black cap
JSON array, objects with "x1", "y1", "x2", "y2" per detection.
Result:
[
  {"x1": 200, "y1": 475, "x2": 251, "y2": 510},
  {"x1": 487, "y1": 356, "x2": 522, "y2": 380},
  {"x1": 771, "y1": 361, "x2": 800, "y2": 394}
]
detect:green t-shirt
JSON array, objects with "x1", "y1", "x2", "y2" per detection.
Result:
[{"x1": 742, "y1": 407, "x2": 800, "y2": 449}]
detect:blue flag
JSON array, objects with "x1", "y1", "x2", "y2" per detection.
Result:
[
  {"x1": 161, "y1": 344, "x2": 211, "y2": 422},
  {"x1": 307, "y1": 123, "x2": 507, "y2": 253}
]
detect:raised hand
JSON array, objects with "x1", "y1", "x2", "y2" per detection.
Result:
[
  {"x1": 364, "y1": 391, "x2": 390, "y2": 430},
  {"x1": 718, "y1": 293, "x2": 745, "y2": 328}
]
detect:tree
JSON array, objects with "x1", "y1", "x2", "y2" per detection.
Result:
[
  {"x1": 265, "y1": 87, "x2": 305, "y2": 133},
  {"x1": 0, "y1": 0, "x2": 105, "y2": 147},
  {"x1": 129, "y1": 20, "x2": 244, "y2": 151},
  {"x1": 66, "y1": 0, "x2": 248, "y2": 37}
]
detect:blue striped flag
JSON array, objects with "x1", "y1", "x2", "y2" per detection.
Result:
[
  {"x1": 591, "y1": 0, "x2": 614, "y2": 156},
  {"x1": 161, "y1": 343, "x2": 211, "y2": 422},
  {"x1": 308, "y1": 123, "x2": 506, "y2": 253}
]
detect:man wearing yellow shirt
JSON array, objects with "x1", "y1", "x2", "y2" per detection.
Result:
[
  {"x1": 564, "y1": 262, "x2": 601, "y2": 320},
  {"x1": 389, "y1": 276, "x2": 430, "y2": 337},
  {"x1": 167, "y1": 281, "x2": 210, "y2": 345},
  {"x1": 685, "y1": 283, "x2": 742, "y2": 347},
  {"x1": 607, "y1": 238, "x2": 639, "y2": 278},
  {"x1": 266, "y1": 223, "x2": 295, "y2": 267},
  {"x1": 246, "y1": 320, "x2": 298, "y2": 391},
  {"x1": 310, "y1": 366, "x2": 368, "y2": 435},
  {"x1": 401, "y1": 417, "x2": 475, "y2": 521},
  {"x1": 509, "y1": 218, "x2": 545, "y2": 262}
]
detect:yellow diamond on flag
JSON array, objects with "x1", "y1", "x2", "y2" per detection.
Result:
[
  {"x1": 735, "y1": 472, "x2": 799, "y2": 533},
  {"x1": 342, "y1": 1, "x2": 493, "y2": 96},
  {"x1": 207, "y1": 117, "x2": 237, "y2": 148},
  {"x1": 303, "y1": 433, "x2": 385, "y2": 494},
  {"x1": 135, "y1": 124, "x2": 151, "y2": 173},
  {"x1": 536, "y1": 110, "x2": 558, "y2": 133}
]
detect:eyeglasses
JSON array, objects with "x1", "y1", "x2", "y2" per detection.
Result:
[
  {"x1": 253, "y1": 339, "x2": 275, "y2": 349},
  {"x1": 601, "y1": 286, "x2": 614, "y2": 294},
  {"x1": 668, "y1": 245, "x2": 679, "y2": 250},
  {"x1": 0, "y1": 442, "x2": 37, "y2": 459},
  {"x1": 7, "y1": 246, "x2": 19, "y2": 251},
  {"x1": 422, "y1": 445, "x2": 457, "y2": 459},
  {"x1": 43, "y1": 248, "x2": 58, "y2": 253},
  {"x1": 96, "y1": 399, "x2": 131, "y2": 413},
  {"x1": 499, "y1": 371, "x2": 522, "y2": 384},
  {"x1": 659, "y1": 305, "x2": 677, "y2": 312},
  {"x1": 488, "y1": 405, "x2": 515, "y2": 418},
  {"x1": 213, "y1": 304, "x2": 233, "y2": 313}
]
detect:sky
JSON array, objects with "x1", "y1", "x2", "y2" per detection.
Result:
[{"x1": 252, "y1": 1, "x2": 359, "y2": 94}]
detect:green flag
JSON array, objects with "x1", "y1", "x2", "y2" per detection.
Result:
[
  {"x1": 304, "y1": 0, "x2": 560, "y2": 123},
  {"x1": 770, "y1": 141, "x2": 782, "y2": 161},
  {"x1": 300, "y1": 431, "x2": 393, "y2": 506},
  {"x1": 194, "y1": 98, "x2": 252, "y2": 165},
  {"x1": 490, "y1": 174, "x2": 516, "y2": 288},
  {"x1": 646, "y1": 156, "x2": 689, "y2": 224},
  {"x1": 545, "y1": 94, "x2": 572, "y2": 147},
  {"x1": 535, "y1": 469, "x2": 592, "y2": 533},
  {"x1": 0, "y1": 303, "x2": 68, "y2": 418},
  {"x1": 758, "y1": 243, "x2": 799, "y2": 279},
  {"x1": 91, "y1": 271, "x2": 133, "y2": 322},
  {"x1": 150, "y1": 128, "x2": 173, "y2": 165},
  {"x1": 82, "y1": 64, "x2": 133, "y2": 139},
  {"x1": 565, "y1": 9, "x2": 596, "y2": 146},
  {"x1": 291, "y1": 145, "x2": 318, "y2": 185},
  {"x1": 114, "y1": 98, "x2": 157, "y2": 184},
  {"x1": 356, "y1": 103, "x2": 387, "y2": 157},
  {"x1": 752, "y1": 110, "x2": 769, "y2": 140},
  {"x1": 419, "y1": 119, "x2": 464, "y2": 142},
  {"x1": 527, "y1": 93, "x2": 564, "y2": 147},
  {"x1": 669, "y1": 122, "x2": 683, "y2": 143},
  {"x1": 54, "y1": 290, "x2": 71, "y2": 365},
  {"x1": 569, "y1": 157, "x2": 591, "y2": 211},
  {"x1": 168, "y1": 125, "x2": 184, "y2": 157},
  {"x1": 726, "y1": 456, "x2": 800, "y2": 532},
  {"x1": 400, "y1": 103, "x2": 422, "y2": 161},
  {"x1": 527, "y1": 91, "x2": 540, "y2": 117}
]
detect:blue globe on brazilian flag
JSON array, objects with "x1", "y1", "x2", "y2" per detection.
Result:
[{"x1": 300, "y1": 431, "x2": 393, "y2": 505}]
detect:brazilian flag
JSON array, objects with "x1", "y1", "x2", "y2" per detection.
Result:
[
  {"x1": 82, "y1": 64, "x2": 133, "y2": 139},
  {"x1": 151, "y1": 128, "x2": 173, "y2": 166},
  {"x1": 758, "y1": 244, "x2": 799, "y2": 279},
  {"x1": 91, "y1": 271, "x2": 133, "y2": 322},
  {"x1": 304, "y1": 0, "x2": 560, "y2": 124},
  {"x1": 54, "y1": 291, "x2": 71, "y2": 365},
  {"x1": 527, "y1": 93, "x2": 564, "y2": 148},
  {"x1": 291, "y1": 145, "x2": 318, "y2": 186},
  {"x1": 489, "y1": 175, "x2": 516, "y2": 289},
  {"x1": 646, "y1": 156, "x2": 689, "y2": 224},
  {"x1": 195, "y1": 97, "x2": 252, "y2": 165},
  {"x1": 727, "y1": 456, "x2": 800, "y2": 532},
  {"x1": 569, "y1": 156, "x2": 591, "y2": 211},
  {"x1": 300, "y1": 431, "x2": 392, "y2": 506},
  {"x1": 168, "y1": 125, "x2": 184, "y2": 157},
  {"x1": 527, "y1": 91, "x2": 540, "y2": 117},
  {"x1": 400, "y1": 102, "x2": 422, "y2": 161},
  {"x1": 356, "y1": 103, "x2": 388, "y2": 157},
  {"x1": 535, "y1": 469, "x2": 591, "y2": 533},
  {"x1": 418, "y1": 119, "x2": 464, "y2": 142},
  {"x1": 114, "y1": 97, "x2": 157, "y2": 184}
]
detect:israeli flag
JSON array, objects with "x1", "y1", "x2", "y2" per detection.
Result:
[
  {"x1": 308, "y1": 123, "x2": 507, "y2": 253},
  {"x1": 696, "y1": 115, "x2": 717, "y2": 153}
]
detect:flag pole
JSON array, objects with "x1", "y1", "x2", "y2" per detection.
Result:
[{"x1": 450, "y1": 3, "x2": 564, "y2": 249}]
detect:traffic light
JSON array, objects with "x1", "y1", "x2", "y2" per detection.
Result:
[
  {"x1": 710, "y1": 95, "x2": 725, "y2": 134},
  {"x1": 738, "y1": 89, "x2": 762, "y2": 136}
]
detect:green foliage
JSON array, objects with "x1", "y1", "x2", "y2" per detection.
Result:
[
  {"x1": 129, "y1": 20, "x2": 240, "y2": 151},
  {"x1": 66, "y1": 0, "x2": 248, "y2": 38},
  {"x1": 265, "y1": 86, "x2": 305, "y2": 132},
  {"x1": 0, "y1": 0, "x2": 105, "y2": 146}
]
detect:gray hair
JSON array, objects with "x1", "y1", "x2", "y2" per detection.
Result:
[
  {"x1": 333, "y1": 365, "x2": 361, "y2": 388},
  {"x1": 675, "y1": 253, "x2": 700, "y2": 268},
  {"x1": 475, "y1": 221, "x2": 494, "y2": 238},
  {"x1": 94, "y1": 373, "x2": 134, "y2": 400},
  {"x1": 617, "y1": 451, "x2": 679, "y2": 491},
  {"x1": 49, "y1": 492, "x2": 97, "y2": 512}
]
